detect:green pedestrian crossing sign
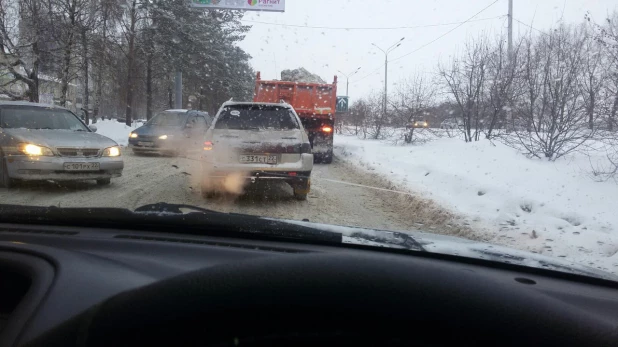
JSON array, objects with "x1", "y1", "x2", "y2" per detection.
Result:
[{"x1": 336, "y1": 96, "x2": 349, "y2": 113}]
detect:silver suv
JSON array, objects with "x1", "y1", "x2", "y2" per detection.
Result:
[{"x1": 200, "y1": 102, "x2": 313, "y2": 200}]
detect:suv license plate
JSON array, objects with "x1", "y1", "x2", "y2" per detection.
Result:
[
  {"x1": 239, "y1": 155, "x2": 277, "y2": 164},
  {"x1": 64, "y1": 162, "x2": 100, "y2": 171}
]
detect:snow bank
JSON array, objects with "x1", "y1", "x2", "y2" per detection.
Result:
[
  {"x1": 95, "y1": 119, "x2": 142, "y2": 146},
  {"x1": 334, "y1": 133, "x2": 618, "y2": 274}
]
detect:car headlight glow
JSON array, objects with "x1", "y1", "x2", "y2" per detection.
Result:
[
  {"x1": 20, "y1": 144, "x2": 54, "y2": 156},
  {"x1": 103, "y1": 146, "x2": 121, "y2": 157},
  {"x1": 130, "y1": 133, "x2": 138, "y2": 138},
  {"x1": 159, "y1": 135, "x2": 168, "y2": 140}
]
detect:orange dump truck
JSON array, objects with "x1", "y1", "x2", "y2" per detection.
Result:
[{"x1": 253, "y1": 72, "x2": 337, "y2": 163}]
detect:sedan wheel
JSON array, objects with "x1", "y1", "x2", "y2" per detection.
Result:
[
  {"x1": 96, "y1": 178, "x2": 112, "y2": 186},
  {"x1": 0, "y1": 157, "x2": 14, "y2": 189}
]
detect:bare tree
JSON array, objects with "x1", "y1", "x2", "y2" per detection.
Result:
[
  {"x1": 348, "y1": 98, "x2": 370, "y2": 137},
  {"x1": 439, "y1": 37, "x2": 489, "y2": 142},
  {"x1": 0, "y1": 0, "x2": 43, "y2": 101},
  {"x1": 592, "y1": 12, "x2": 618, "y2": 131},
  {"x1": 118, "y1": 0, "x2": 141, "y2": 126},
  {"x1": 508, "y1": 25, "x2": 592, "y2": 160},
  {"x1": 484, "y1": 36, "x2": 520, "y2": 138},
  {"x1": 579, "y1": 24, "x2": 606, "y2": 131},
  {"x1": 391, "y1": 73, "x2": 436, "y2": 127}
]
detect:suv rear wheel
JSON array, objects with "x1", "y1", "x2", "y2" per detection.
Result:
[{"x1": 292, "y1": 180, "x2": 310, "y2": 201}]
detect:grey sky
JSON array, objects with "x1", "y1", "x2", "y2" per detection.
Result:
[{"x1": 238, "y1": 0, "x2": 617, "y2": 99}]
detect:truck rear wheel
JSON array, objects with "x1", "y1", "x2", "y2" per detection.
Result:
[{"x1": 322, "y1": 150, "x2": 333, "y2": 164}]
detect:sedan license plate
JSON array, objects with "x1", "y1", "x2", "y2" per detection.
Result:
[
  {"x1": 63, "y1": 162, "x2": 100, "y2": 171},
  {"x1": 239, "y1": 155, "x2": 277, "y2": 164},
  {"x1": 138, "y1": 141, "x2": 154, "y2": 147}
]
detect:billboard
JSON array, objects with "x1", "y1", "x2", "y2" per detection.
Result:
[{"x1": 190, "y1": 0, "x2": 285, "y2": 12}]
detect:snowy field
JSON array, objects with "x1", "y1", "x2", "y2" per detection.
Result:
[{"x1": 335, "y1": 130, "x2": 618, "y2": 274}]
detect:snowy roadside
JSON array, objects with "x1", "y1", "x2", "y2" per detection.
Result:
[
  {"x1": 95, "y1": 119, "x2": 142, "y2": 146},
  {"x1": 334, "y1": 131, "x2": 618, "y2": 274}
]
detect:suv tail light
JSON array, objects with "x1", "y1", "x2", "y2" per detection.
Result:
[
  {"x1": 203, "y1": 141, "x2": 213, "y2": 151},
  {"x1": 300, "y1": 143, "x2": 312, "y2": 154}
]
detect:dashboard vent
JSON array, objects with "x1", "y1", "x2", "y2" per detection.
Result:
[
  {"x1": 0, "y1": 228, "x2": 78, "y2": 236},
  {"x1": 114, "y1": 235, "x2": 308, "y2": 254}
]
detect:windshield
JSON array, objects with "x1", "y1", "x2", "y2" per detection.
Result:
[
  {"x1": 215, "y1": 105, "x2": 299, "y2": 130},
  {"x1": 0, "y1": 0, "x2": 618, "y2": 282},
  {"x1": 147, "y1": 112, "x2": 188, "y2": 127},
  {"x1": 0, "y1": 106, "x2": 88, "y2": 131}
]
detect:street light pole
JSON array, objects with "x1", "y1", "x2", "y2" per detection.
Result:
[
  {"x1": 337, "y1": 67, "x2": 361, "y2": 96},
  {"x1": 372, "y1": 37, "x2": 405, "y2": 118}
]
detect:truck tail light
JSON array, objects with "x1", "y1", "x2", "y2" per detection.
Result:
[
  {"x1": 300, "y1": 143, "x2": 312, "y2": 154},
  {"x1": 203, "y1": 141, "x2": 213, "y2": 151},
  {"x1": 322, "y1": 126, "x2": 333, "y2": 133}
]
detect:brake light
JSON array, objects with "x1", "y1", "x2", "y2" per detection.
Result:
[
  {"x1": 289, "y1": 172, "x2": 297, "y2": 176},
  {"x1": 322, "y1": 126, "x2": 333, "y2": 133},
  {"x1": 203, "y1": 141, "x2": 213, "y2": 151}
]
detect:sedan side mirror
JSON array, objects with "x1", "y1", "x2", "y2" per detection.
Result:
[{"x1": 88, "y1": 125, "x2": 98, "y2": 132}]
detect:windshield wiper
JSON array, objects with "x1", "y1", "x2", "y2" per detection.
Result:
[
  {"x1": 134, "y1": 202, "x2": 221, "y2": 215},
  {"x1": 0, "y1": 203, "x2": 342, "y2": 245},
  {"x1": 74, "y1": 129, "x2": 87, "y2": 132}
]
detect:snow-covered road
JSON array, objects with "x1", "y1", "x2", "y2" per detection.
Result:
[{"x1": 0, "y1": 151, "x2": 452, "y2": 233}]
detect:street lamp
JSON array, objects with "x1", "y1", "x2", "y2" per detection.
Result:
[
  {"x1": 372, "y1": 37, "x2": 405, "y2": 117},
  {"x1": 337, "y1": 67, "x2": 361, "y2": 96}
]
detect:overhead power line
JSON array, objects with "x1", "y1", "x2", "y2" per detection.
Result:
[
  {"x1": 350, "y1": 0, "x2": 502, "y2": 85},
  {"x1": 512, "y1": 18, "x2": 549, "y2": 35},
  {"x1": 241, "y1": 16, "x2": 502, "y2": 31},
  {"x1": 390, "y1": 0, "x2": 501, "y2": 63}
]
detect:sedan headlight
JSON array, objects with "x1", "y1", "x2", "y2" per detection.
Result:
[
  {"x1": 103, "y1": 146, "x2": 121, "y2": 157},
  {"x1": 159, "y1": 135, "x2": 169, "y2": 140},
  {"x1": 20, "y1": 143, "x2": 54, "y2": 156},
  {"x1": 130, "y1": 133, "x2": 138, "y2": 138}
]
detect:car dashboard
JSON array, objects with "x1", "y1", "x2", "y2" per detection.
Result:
[{"x1": 0, "y1": 222, "x2": 617, "y2": 346}]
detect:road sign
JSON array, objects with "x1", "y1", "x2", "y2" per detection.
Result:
[
  {"x1": 189, "y1": 0, "x2": 285, "y2": 12},
  {"x1": 336, "y1": 96, "x2": 349, "y2": 113}
]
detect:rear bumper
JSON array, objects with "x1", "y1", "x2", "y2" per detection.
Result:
[
  {"x1": 202, "y1": 153, "x2": 313, "y2": 172},
  {"x1": 201, "y1": 170, "x2": 311, "y2": 192},
  {"x1": 5, "y1": 155, "x2": 124, "y2": 181}
]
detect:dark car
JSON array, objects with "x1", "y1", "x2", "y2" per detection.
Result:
[{"x1": 128, "y1": 109, "x2": 211, "y2": 156}]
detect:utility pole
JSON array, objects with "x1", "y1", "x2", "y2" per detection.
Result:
[
  {"x1": 372, "y1": 37, "x2": 405, "y2": 118},
  {"x1": 337, "y1": 67, "x2": 361, "y2": 96},
  {"x1": 508, "y1": 0, "x2": 513, "y2": 56}
]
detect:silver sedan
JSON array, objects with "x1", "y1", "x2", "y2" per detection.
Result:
[{"x1": 0, "y1": 101, "x2": 123, "y2": 188}]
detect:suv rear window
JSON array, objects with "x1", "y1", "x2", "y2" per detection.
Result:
[{"x1": 215, "y1": 105, "x2": 299, "y2": 130}]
